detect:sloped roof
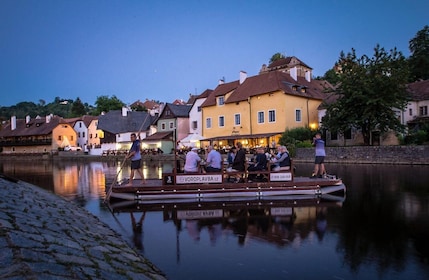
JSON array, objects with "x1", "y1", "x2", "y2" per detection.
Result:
[
  {"x1": 142, "y1": 131, "x2": 173, "y2": 141},
  {"x1": 198, "y1": 89, "x2": 213, "y2": 99},
  {"x1": 80, "y1": 115, "x2": 98, "y2": 127},
  {"x1": 0, "y1": 115, "x2": 66, "y2": 137},
  {"x1": 97, "y1": 110, "x2": 154, "y2": 134},
  {"x1": 407, "y1": 79, "x2": 429, "y2": 101},
  {"x1": 161, "y1": 103, "x2": 192, "y2": 118},
  {"x1": 201, "y1": 81, "x2": 240, "y2": 107},
  {"x1": 267, "y1": 56, "x2": 312, "y2": 70},
  {"x1": 226, "y1": 71, "x2": 330, "y2": 104}
]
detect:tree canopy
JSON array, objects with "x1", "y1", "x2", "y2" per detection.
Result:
[
  {"x1": 269, "y1": 53, "x2": 286, "y2": 64},
  {"x1": 408, "y1": 25, "x2": 429, "y2": 81},
  {"x1": 321, "y1": 45, "x2": 410, "y2": 145},
  {"x1": 93, "y1": 95, "x2": 125, "y2": 115}
]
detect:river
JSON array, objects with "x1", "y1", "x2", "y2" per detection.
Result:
[{"x1": 1, "y1": 159, "x2": 428, "y2": 280}]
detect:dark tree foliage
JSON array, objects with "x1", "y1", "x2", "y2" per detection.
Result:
[
  {"x1": 93, "y1": 95, "x2": 125, "y2": 115},
  {"x1": 408, "y1": 25, "x2": 429, "y2": 81},
  {"x1": 322, "y1": 45, "x2": 410, "y2": 145},
  {"x1": 71, "y1": 97, "x2": 86, "y2": 117},
  {"x1": 269, "y1": 52, "x2": 286, "y2": 64}
]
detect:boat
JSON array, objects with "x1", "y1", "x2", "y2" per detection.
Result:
[{"x1": 106, "y1": 168, "x2": 346, "y2": 202}]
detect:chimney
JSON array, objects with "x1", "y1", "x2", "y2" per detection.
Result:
[
  {"x1": 305, "y1": 70, "x2": 311, "y2": 82},
  {"x1": 11, "y1": 116, "x2": 16, "y2": 130},
  {"x1": 290, "y1": 67, "x2": 297, "y2": 81},
  {"x1": 46, "y1": 114, "x2": 52, "y2": 123},
  {"x1": 122, "y1": 107, "x2": 128, "y2": 117},
  {"x1": 239, "y1": 71, "x2": 247, "y2": 84},
  {"x1": 25, "y1": 115, "x2": 30, "y2": 123},
  {"x1": 218, "y1": 79, "x2": 225, "y2": 85}
]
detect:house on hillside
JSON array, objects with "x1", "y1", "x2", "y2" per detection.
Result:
[
  {"x1": 201, "y1": 69, "x2": 331, "y2": 150},
  {"x1": 142, "y1": 103, "x2": 192, "y2": 153},
  {"x1": 96, "y1": 108, "x2": 154, "y2": 154},
  {"x1": 259, "y1": 56, "x2": 313, "y2": 78},
  {"x1": 130, "y1": 99, "x2": 164, "y2": 116},
  {"x1": 0, "y1": 114, "x2": 77, "y2": 154}
]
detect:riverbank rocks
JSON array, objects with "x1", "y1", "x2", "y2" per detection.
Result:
[{"x1": 0, "y1": 176, "x2": 166, "y2": 279}]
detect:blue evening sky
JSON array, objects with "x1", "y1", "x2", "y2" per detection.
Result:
[{"x1": 1, "y1": 0, "x2": 428, "y2": 107}]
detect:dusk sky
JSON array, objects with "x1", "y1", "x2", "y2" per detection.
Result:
[{"x1": 1, "y1": 0, "x2": 428, "y2": 107}]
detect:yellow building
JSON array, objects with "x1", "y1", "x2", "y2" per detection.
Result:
[{"x1": 201, "y1": 69, "x2": 330, "y2": 150}]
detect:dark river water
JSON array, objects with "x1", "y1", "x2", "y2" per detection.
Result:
[{"x1": 1, "y1": 159, "x2": 429, "y2": 280}]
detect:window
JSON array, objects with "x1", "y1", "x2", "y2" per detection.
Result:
[
  {"x1": 218, "y1": 96, "x2": 224, "y2": 106},
  {"x1": 79, "y1": 122, "x2": 82, "y2": 128},
  {"x1": 295, "y1": 109, "x2": 302, "y2": 122},
  {"x1": 258, "y1": 111, "x2": 264, "y2": 124},
  {"x1": 90, "y1": 134, "x2": 93, "y2": 139},
  {"x1": 268, "y1": 110, "x2": 276, "y2": 123},
  {"x1": 58, "y1": 135, "x2": 62, "y2": 141},
  {"x1": 169, "y1": 122, "x2": 174, "y2": 129},
  {"x1": 234, "y1": 114, "x2": 241, "y2": 125},
  {"x1": 206, "y1": 118, "x2": 212, "y2": 129},
  {"x1": 219, "y1": 116, "x2": 225, "y2": 127},
  {"x1": 409, "y1": 108, "x2": 412, "y2": 116},
  {"x1": 192, "y1": 121, "x2": 198, "y2": 130},
  {"x1": 330, "y1": 131, "x2": 338, "y2": 140},
  {"x1": 78, "y1": 132, "x2": 81, "y2": 137},
  {"x1": 82, "y1": 132, "x2": 85, "y2": 138},
  {"x1": 161, "y1": 123, "x2": 166, "y2": 130},
  {"x1": 420, "y1": 106, "x2": 428, "y2": 116},
  {"x1": 95, "y1": 133, "x2": 98, "y2": 138},
  {"x1": 197, "y1": 106, "x2": 201, "y2": 112}
]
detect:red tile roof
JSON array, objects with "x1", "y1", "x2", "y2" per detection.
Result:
[{"x1": 407, "y1": 79, "x2": 429, "y2": 101}]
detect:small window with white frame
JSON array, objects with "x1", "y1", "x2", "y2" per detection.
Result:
[
  {"x1": 206, "y1": 118, "x2": 212, "y2": 129},
  {"x1": 295, "y1": 109, "x2": 302, "y2": 122},
  {"x1": 169, "y1": 122, "x2": 174, "y2": 129},
  {"x1": 218, "y1": 96, "x2": 225, "y2": 106},
  {"x1": 234, "y1": 114, "x2": 241, "y2": 125},
  {"x1": 268, "y1": 109, "x2": 276, "y2": 123},
  {"x1": 258, "y1": 111, "x2": 265, "y2": 124},
  {"x1": 219, "y1": 116, "x2": 225, "y2": 127}
]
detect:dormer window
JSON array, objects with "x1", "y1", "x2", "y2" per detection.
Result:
[
  {"x1": 218, "y1": 96, "x2": 225, "y2": 106},
  {"x1": 300, "y1": 87, "x2": 307, "y2": 93},
  {"x1": 292, "y1": 86, "x2": 298, "y2": 91}
]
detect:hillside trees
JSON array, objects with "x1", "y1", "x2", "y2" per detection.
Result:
[{"x1": 322, "y1": 45, "x2": 410, "y2": 145}]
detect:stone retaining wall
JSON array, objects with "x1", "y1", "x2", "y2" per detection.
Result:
[{"x1": 295, "y1": 145, "x2": 429, "y2": 165}]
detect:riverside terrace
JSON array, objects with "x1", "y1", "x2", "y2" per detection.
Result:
[{"x1": 0, "y1": 174, "x2": 166, "y2": 279}]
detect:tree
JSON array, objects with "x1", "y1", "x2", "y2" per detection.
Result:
[
  {"x1": 408, "y1": 25, "x2": 429, "y2": 81},
  {"x1": 321, "y1": 68, "x2": 340, "y2": 85},
  {"x1": 269, "y1": 52, "x2": 286, "y2": 64},
  {"x1": 94, "y1": 95, "x2": 125, "y2": 115},
  {"x1": 322, "y1": 45, "x2": 410, "y2": 145},
  {"x1": 71, "y1": 97, "x2": 86, "y2": 117}
]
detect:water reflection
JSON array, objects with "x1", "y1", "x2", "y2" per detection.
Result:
[{"x1": 1, "y1": 159, "x2": 429, "y2": 279}]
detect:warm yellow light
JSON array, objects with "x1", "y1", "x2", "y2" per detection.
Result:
[{"x1": 310, "y1": 123, "x2": 317, "y2": 130}]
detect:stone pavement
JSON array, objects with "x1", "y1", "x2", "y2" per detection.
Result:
[{"x1": 0, "y1": 175, "x2": 166, "y2": 280}]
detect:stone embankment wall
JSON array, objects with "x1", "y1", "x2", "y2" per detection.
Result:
[{"x1": 295, "y1": 145, "x2": 429, "y2": 165}]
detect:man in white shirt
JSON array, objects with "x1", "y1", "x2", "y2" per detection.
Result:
[
  {"x1": 204, "y1": 146, "x2": 223, "y2": 172},
  {"x1": 184, "y1": 147, "x2": 201, "y2": 173}
]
